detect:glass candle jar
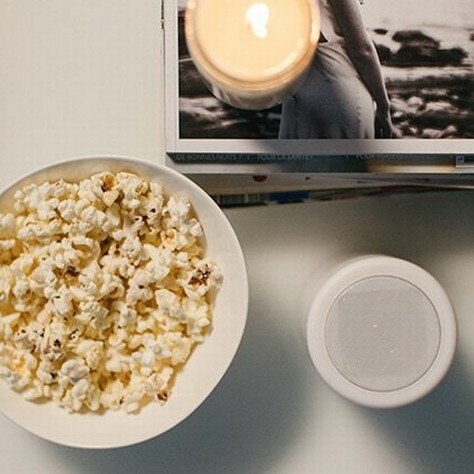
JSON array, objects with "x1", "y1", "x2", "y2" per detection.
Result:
[{"x1": 185, "y1": 0, "x2": 320, "y2": 110}]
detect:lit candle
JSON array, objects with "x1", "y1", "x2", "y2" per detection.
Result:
[{"x1": 185, "y1": 0, "x2": 320, "y2": 110}]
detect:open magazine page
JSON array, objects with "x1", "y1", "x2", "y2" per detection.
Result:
[{"x1": 167, "y1": 0, "x2": 473, "y2": 157}]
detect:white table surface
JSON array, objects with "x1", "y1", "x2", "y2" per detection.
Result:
[{"x1": 1, "y1": 2, "x2": 473, "y2": 474}]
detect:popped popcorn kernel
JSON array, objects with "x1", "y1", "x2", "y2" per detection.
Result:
[{"x1": 0, "y1": 172, "x2": 221, "y2": 413}]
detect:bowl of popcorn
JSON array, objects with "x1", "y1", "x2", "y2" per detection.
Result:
[{"x1": 0, "y1": 157, "x2": 248, "y2": 448}]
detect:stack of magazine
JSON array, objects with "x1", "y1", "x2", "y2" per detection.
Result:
[{"x1": 162, "y1": 1, "x2": 473, "y2": 202}]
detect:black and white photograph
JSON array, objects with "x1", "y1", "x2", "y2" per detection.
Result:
[{"x1": 173, "y1": 0, "x2": 473, "y2": 147}]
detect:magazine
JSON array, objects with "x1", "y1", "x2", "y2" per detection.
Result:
[{"x1": 164, "y1": 0, "x2": 473, "y2": 165}]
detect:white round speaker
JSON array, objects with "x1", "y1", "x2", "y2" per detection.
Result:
[{"x1": 307, "y1": 256, "x2": 457, "y2": 409}]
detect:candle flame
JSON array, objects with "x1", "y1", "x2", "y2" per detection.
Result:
[{"x1": 245, "y1": 3, "x2": 270, "y2": 39}]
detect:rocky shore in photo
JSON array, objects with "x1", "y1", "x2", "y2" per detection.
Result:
[
  {"x1": 374, "y1": 29, "x2": 468, "y2": 68},
  {"x1": 178, "y1": 8, "x2": 473, "y2": 140},
  {"x1": 371, "y1": 28, "x2": 473, "y2": 139}
]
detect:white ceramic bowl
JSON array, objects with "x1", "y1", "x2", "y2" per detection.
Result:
[{"x1": 0, "y1": 157, "x2": 248, "y2": 449}]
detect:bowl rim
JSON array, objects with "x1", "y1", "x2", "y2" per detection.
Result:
[{"x1": 0, "y1": 155, "x2": 249, "y2": 449}]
